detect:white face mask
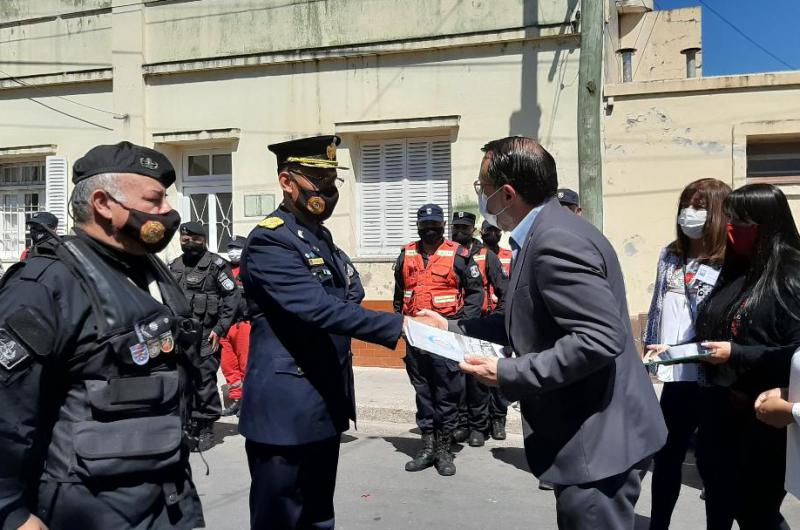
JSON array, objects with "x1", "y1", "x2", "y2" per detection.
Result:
[
  {"x1": 677, "y1": 207, "x2": 707, "y2": 240},
  {"x1": 479, "y1": 187, "x2": 508, "y2": 228},
  {"x1": 228, "y1": 248, "x2": 243, "y2": 262}
]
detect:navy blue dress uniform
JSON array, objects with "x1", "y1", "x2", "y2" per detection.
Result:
[
  {"x1": 239, "y1": 135, "x2": 403, "y2": 530},
  {"x1": 169, "y1": 222, "x2": 240, "y2": 451},
  {"x1": 393, "y1": 204, "x2": 484, "y2": 475},
  {"x1": 0, "y1": 142, "x2": 204, "y2": 530},
  {"x1": 450, "y1": 212, "x2": 509, "y2": 447}
]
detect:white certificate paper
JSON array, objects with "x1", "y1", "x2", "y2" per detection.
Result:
[{"x1": 404, "y1": 319, "x2": 506, "y2": 363}]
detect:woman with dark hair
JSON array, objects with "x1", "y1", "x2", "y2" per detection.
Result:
[
  {"x1": 644, "y1": 178, "x2": 731, "y2": 530},
  {"x1": 695, "y1": 183, "x2": 800, "y2": 529}
]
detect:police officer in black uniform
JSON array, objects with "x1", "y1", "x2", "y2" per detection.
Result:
[
  {"x1": 394, "y1": 206, "x2": 485, "y2": 476},
  {"x1": 169, "y1": 222, "x2": 240, "y2": 452},
  {"x1": 449, "y1": 211, "x2": 509, "y2": 447},
  {"x1": 240, "y1": 135, "x2": 422, "y2": 530},
  {"x1": 21, "y1": 211, "x2": 59, "y2": 260},
  {"x1": 0, "y1": 141, "x2": 204, "y2": 530}
]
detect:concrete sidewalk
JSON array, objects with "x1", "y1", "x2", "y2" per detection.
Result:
[{"x1": 353, "y1": 366, "x2": 664, "y2": 435}]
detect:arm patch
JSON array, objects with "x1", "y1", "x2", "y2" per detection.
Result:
[
  {"x1": 6, "y1": 307, "x2": 56, "y2": 359},
  {"x1": 0, "y1": 329, "x2": 30, "y2": 371}
]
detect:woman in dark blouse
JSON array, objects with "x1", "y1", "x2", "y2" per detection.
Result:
[{"x1": 695, "y1": 183, "x2": 800, "y2": 529}]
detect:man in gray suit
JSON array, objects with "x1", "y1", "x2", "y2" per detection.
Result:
[{"x1": 422, "y1": 137, "x2": 666, "y2": 529}]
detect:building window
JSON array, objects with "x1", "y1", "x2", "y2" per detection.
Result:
[
  {"x1": 358, "y1": 137, "x2": 451, "y2": 256},
  {"x1": 0, "y1": 160, "x2": 46, "y2": 260},
  {"x1": 181, "y1": 150, "x2": 233, "y2": 253},
  {"x1": 747, "y1": 138, "x2": 800, "y2": 184}
]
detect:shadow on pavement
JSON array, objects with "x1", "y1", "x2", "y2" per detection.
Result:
[
  {"x1": 490, "y1": 446, "x2": 530, "y2": 472},
  {"x1": 212, "y1": 421, "x2": 240, "y2": 446},
  {"x1": 341, "y1": 434, "x2": 358, "y2": 444}
]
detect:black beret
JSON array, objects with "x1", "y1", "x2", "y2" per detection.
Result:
[
  {"x1": 227, "y1": 235, "x2": 247, "y2": 250},
  {"x1": 180, "y1": 222, "x2": 207, "y2": 237},
  {"x1": 268, "y1": 135, "x2": 349, "y2": 171},
  {"x1": 26, "y1": 211, "x2": 59, "y2": 229},
  {"x1": 452, "y1": 211, "x2": 476, "y2": 226},
  {"x1": 73, "y1": 141, "x2": 176, "y2": 187}
]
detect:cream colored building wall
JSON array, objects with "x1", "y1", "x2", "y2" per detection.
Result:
[
  {"x1": 144, "y1": 0, "x2": 578, "y2": 64},
  {"x1": 146, "y1": 37, "x2": 581, "y2": 298},
  {"x1": 603, "y1": 73, "x2": 800, "y2": 315},
  {"x1": 0, "y1": 0, "x2": 581, "y2": 300},
  {"x1": 617, "y1": 7, "x2": 701, "y2": 83},
  {"x1": 0, "y1": 2, "x2": 111, "y2": 78}
]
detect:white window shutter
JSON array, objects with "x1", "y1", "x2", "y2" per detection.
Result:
[
  {"x1": 358, "y1": 137, "x2": 451, "y2": 256},
  {"x1": 45, "y1": 156, "x2": 68, "y2": 235}
]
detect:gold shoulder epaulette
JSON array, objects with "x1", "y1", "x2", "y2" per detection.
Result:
[{"x1": 258, "y1": 217, "x2": 284, "y2": 230}]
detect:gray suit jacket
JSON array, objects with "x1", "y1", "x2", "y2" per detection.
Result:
[{"x1": 453, "y1": 198, "x2": 666, "y2": 485}]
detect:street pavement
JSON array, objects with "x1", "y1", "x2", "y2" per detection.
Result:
[{"x1": 193, "y1": 418, "x2": 800, "y2": 530}]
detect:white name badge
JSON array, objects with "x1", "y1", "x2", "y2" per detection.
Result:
[{"x1": 694, "y1": 265, "x2": 720, "y2": 287}]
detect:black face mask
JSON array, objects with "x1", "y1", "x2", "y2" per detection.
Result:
[
  {"x1": 418, "y1": 227, "x2": 445, "y2": 245},
  {"x1": 181, "y1": 242, "x2": 206, "y2": 258},
  {"x1": 30, "y1": 226, "x2": 51, "y2": 244},
  {"x1": 451, "y1": 229, "x2": 474, "y2": 246},
  {"x1": 482, "y1": 232, "x2": 501, "y2": 247},
  {"x1": 110, "y1": 197, "x2": 181, "y2": 253},
  {"x1": 294, "y1": 179, "x2": 340, "y2": 222}
]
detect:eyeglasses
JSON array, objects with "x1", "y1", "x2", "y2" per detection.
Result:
[
  {"x1": 473, "y1": 179, "x2": 486, "y2": 196},
  {"x1": 289, "y1": 170, "x2": 344, "y2": 190}
]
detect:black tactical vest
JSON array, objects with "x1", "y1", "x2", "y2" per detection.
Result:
[
  {"x1": 40, "y1": 237, "x2": 198, "y2": 484},
  {"x1": 170, "y1": 252, "x2": 227, "y2": 328}
]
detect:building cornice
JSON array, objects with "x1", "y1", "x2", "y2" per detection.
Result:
[
  {"x1": 142, "y1": 24, "x2": 579, "y2": 78},
  {"x1": 605, "y1": 71, "x2": 800, "y2": 98},
  {"x1": 0, "y1": 69, "x2": 112, "y2": 90}
]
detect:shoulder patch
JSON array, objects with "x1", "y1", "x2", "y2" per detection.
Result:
[
  {"x1": 469, "y1": 264, "x2": 481, "y2": 278},
  {"x1": 218, "y1": 271, "x2": 235, "y2": 292},
  {"x1": 0, "y1": 329, "x2": 31, "y2": 371},
  {"x1": 213, "y1": 256, "x2": 225, "y2": 267},
  {"x1": 258, "y1": 217, "x2": 284, "y2": 230},
  {"x1": 457, "y1": 247, "x2": 469, "y2": 258}
]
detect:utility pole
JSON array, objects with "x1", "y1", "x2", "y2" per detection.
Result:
[{"x1": 577, "y1": 0, "x2": 604, "y2": 230}]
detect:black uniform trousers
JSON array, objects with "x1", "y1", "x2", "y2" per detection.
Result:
[
  {"x1": 488, "y1": 386, "x2": 510, "y2": 419},
  {"x1": 649, "y1": 381, "x2": 700, "y2": 530},
  {"x1": 246, "y1": 437, "x2": 340, "y2": 530},
  {"x1": 697, "y1": 386, "x2": 789, "y2": 530},
  {"x1": 457, "y1": 375, "x2": 490, "y2": 433},
  {"x1": 191, "y1": 331, "x2": 223, "y2": 422},
  {"x1": 404, "y1": 345, "x2": 464, "y2": 433}
]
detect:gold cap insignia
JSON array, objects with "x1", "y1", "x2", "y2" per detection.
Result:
[
  {"x1": 140, "y1": 220, "x2": 166, "y2": 243},
  {"x1": 326, "y1": 141, "x2": 337, "y2": 161}
]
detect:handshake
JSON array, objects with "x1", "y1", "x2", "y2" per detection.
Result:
[{"x1": 402, "y1": 308, "x2": 448, "y2": 331}]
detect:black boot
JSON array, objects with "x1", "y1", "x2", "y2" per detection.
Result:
[
  {"x1": 196, "y1": 421, "x2": 215, "y2": 452},
  {"x1": 468, "y1": 430, "x2": 485, "y2": 447},
  {"x1": 405, "y1": 433, "x2": 436, "y2": 472},
  {"x1": 491, "y1": 418, "x2": 506, "y2": 440},
  {"x1": 222, "y1": 400, "x2": 241, "y2": 417},
  {"x1": 452, "y1": 427, "x2": 469, "y2": 444},
  {"x1": 434, "y1": 431, "x2": 456, "y2": 476}
]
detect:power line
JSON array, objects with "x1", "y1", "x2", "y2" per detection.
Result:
[
  {"x1": 0, "y1": 68, "x2": 126, "y2": 118},
  {"x1": 698, "y1": 0, "x2": 796, "y2": 70}
]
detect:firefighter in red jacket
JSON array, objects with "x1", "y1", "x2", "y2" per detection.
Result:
[
  {"x1": 220, "y1": 235, "x2": 250, "y2": 417},
  {"x1": 394, "y1": 203, "x2": 484, "y2": 476},
  {"x1": 450, "y1": 212, "x2": 509, "y2": 446}
]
